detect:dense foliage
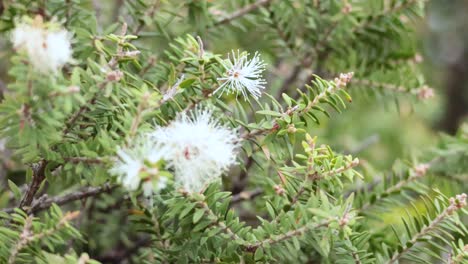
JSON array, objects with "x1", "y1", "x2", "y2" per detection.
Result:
[{"x1": 0, "y1": 0, "x2": 466, "y2": 263}]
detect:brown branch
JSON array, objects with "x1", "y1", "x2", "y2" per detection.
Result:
[
  {"x1": 214, "y1": 0, "x2": 273, "y2": 26},
  {"x1": 18, "y1": 160, "x2": 48, "y2": 211},
  {"x1": 231, "y1": 188, "x2": 264, "y2": 204},
  {"x1": 244, "y1": 219, "x2": 331, "y2": 252},
  {"x1": 5, "y1": 183, "x2": 116, "y2": 214}
]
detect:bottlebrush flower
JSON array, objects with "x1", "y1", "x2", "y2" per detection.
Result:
[
  {"x1": 11, "y1": 15, "x2": 72, "y2": 74},
  {"x1": 109, "y1": 134, "x2": 165, "y2": 191},
  {"x1": 215, "y1": 50, "x2": 267, "y2": 100},
  {"x1": 151, "y1": 108, "x2": 240, "y2": 193}
]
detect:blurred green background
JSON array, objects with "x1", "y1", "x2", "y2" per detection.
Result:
[{"x1": 315, "y1": 0, "x2": 468, "y2": 169}]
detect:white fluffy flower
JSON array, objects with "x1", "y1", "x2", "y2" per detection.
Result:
[
  {"x1": 11, "y1": 17, "x2": 72, "y2": 74},
  {"x1": 142, "y1": 176, "x2": 169, "y2": 197},
  {"x1": 151, "y1": 108, "x2": 240, "y2": 193},
  {"x1": 109, "y1": 135, "x2": 165, "y2": 191},
  {"x1": 215, "y1": 50, "x2": 267, "y2": 99}
]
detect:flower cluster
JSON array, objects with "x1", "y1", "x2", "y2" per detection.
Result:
[
  {"x1": 110, "y1": 108, "x2": 240, "y2": 193},
  {"x1": 108, "y1": 134, "x2": 166, "y2": 191},
  {"x1": 447, "y1": 193, "x2": 467, "y2": 215},
  {"x1": 215, "y1": 50, "x2": 267, "y2": 100},
  {"x1": 152, "y1": 108, "x2": 240, "y2": 192},
  {"x1": 416, "y1": 85, "x2": 435, "y2": 100},
  {"x1": 11, "y1": 15, "x2": 72, "y2": 74},
  {"x1": 412, "y1": 163, "x2": 430, "y2": 177},
  {"x1": 448, "y1": 193, "x2": 467, "y2": 213},
  {"x1": 334, "y1": 72, "x2": 354, "y2": 88}
]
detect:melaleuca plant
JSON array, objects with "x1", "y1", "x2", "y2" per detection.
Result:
[{"x1": 0, "y1": 0, "x2": 466, "y2": 263}]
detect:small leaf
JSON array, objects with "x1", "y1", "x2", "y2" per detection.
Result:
[
  {"x1": 179, "y1": 78, "x2": 196, "y2": 88},
  {"x1": 256, "y1": 110, "x2": 283, "y2": 117},
  {"x1": 179, "y1": 203, "x2": 196, "y2": 219},
  {"x1": 254, "y1": 247, "x2": 264, "y2": 260},
  {"x1": 282, "y1": 93, "x2": 292, "y2": 106},
  {"x1": 266, "y1": 202, "x2": 276, "y2": 218},
  {"x1": 8, "y1": 180, "x2": 21, "y2": 201},
  {"x1": 308, "y1": 208, "x2": 331, "y2": 218},
  {"x1": 193, "y1": 209, "x2": 205, "y2": 224}
]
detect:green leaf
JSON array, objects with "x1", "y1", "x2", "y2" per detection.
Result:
[
  {"x1": 254, "y1": 247, "x2": 264, "y2": 260},
  {"x1": 179, "y1": 203, "x2": 196, "y2": 219},
  {"x1": 179, "y1": 78, "x2": 196, "y2": 88},
  {"x1": 256, "y1": 110, "x2": 283, "y2": 117},
  {"x1": 193, "y1": 209, "x2": 205, "y2": 224},
  {"x1": 8, "y1": 180, "x2": 21, "y2": 201},
  {"x1": 282, "y1": 93, "x2": 292, "y2": 107},
  {"x1": 308, "y1": 208, "x2": 331, "y2": 218}
]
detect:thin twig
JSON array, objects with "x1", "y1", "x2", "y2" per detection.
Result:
[
  {"x1": 352, "y1": 79, "x2": 414, "y2": 94},
  {"x1": 4, "y1": 183, "x2": 116, "y2": 214},
  {"x1": 231, "y1": 188, "x2": 264, "y2": 204},
  {"x1": 244, "y1": 219, "x2": 331, "y2": 252},
  {"x1": 347, "y1": 134, "x2": 380, "y2": 155},
  {"x1": 214, "y1": 0, "x2": 273, "y2": 26},
  {"x1": 63, "y1": 157, "x2": 104, "y2": 164},
  {"x1": 356, "y1": 157, "x2": 441, "y2": 211}
]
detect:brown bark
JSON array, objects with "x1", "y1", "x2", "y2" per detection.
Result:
[{"x1": 19, "y1": 160, "x2": 48, "y2": 210}]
